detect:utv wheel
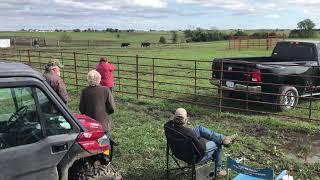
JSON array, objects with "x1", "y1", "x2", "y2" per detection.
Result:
[
  {"x1": 276, "y1": 86, "x2": 299, "y2": 111},
  {"x1": 77, "y1": 164, "x2": 122, "y2": 180}
]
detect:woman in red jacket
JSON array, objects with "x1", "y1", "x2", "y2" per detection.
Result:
[{"x1": 96, "y1": 57, "x2": 115, "y2": 92}]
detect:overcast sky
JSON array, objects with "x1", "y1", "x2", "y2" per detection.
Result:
[{"x1": 0, "y1": 0, "x2": 319, "y2": 31}]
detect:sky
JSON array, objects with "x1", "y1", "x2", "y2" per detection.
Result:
[{"x1": 0, "y1": 0, "x2": 319, "y2": 31}]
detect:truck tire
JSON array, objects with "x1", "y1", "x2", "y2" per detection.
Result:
[
  {"x1": 218, "y1": 88, "x2": 231, "y2": 98},
  {"x1": 276, "y1": 86, "x2": 299, "y2": 111},
  {"x1": 77, "y1": 164, "x2": 122, "y2": 180}
]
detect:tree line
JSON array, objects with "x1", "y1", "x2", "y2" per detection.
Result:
[{"x1": 182, "y1": 19, "x2": 318, "y2": 43}]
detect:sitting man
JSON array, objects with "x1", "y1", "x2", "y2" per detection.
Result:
[{"x1": 164, "y1": 108, "x2": 237, "y2": 177}]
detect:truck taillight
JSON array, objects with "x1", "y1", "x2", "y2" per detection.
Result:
[{"x1": 251, "y1": 69, "x2": 261, "y2": 82}]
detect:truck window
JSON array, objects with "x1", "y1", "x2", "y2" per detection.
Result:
[
  {"x1": 272, "y1": 42, "x2": 317, "y2": 61},
  {"x1": 36, "y1": 88, "x2": 72, "y2": 136},
  {"x1": 0, "y1": 87, "x2": 43, "y2": 150}
]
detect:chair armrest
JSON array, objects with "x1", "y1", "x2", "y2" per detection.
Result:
[{"x1": 275, "y1": 170, "x2": 288, "y2": 180}]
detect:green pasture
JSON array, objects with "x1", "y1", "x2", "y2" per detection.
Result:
[{"x1": 1, "y1": 31, "x2": 320, "y2": 178}]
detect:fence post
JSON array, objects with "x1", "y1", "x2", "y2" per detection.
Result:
[
  {"x1": 13, "y1": 38, "x2": 16, "y2": 48},
  {"x1": 19, "y1": 49, "x2": 22, "y2": 62},
  {"x1": 219, "y1": 61, "x2": 224, "y2": 113},
  {"x1": 87, "y1": 53, "x2": 90, "y2": 72},
  {"x1": 38, "y1": 51, "x2": 41, "y2": 70},
  {"x1": 245, "y1": 63, "x2": 249, "y2": 110},
  {"x1": 136, "y1": 55, "x2": 139, "y2": 99},
  {"x1": 117, "y1": 56, "x2": 121, "y2": 92},
  {"x1": 61, "y1": 52, "x2": 65, "y2": 78},
  {"x1": 194, "y1": 60, "x2": 197, "y2": 95},
  {"x1": 152, "y1": 58, "x2": 155, "y2": 97},
  {"x1": 27, "y1": 49, "x2": 31, "y2": 66},
  {"x1": 308, "y1": 67, "x2": 314, "y2": 119},
  {"x1": 73, "y1": 52, "x2": 79, "y2": 91}
]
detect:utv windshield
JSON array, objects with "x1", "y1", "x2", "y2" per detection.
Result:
[{"x1": 271, "y1": 42, "x2": 317, "y2": 61}]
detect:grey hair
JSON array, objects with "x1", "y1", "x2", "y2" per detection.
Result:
[{"x1": 87, "y1": 70, "x2": 101, "y2": 86}]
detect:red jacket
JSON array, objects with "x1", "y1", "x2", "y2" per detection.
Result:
[{"x1": 96, "y1": 62, "x2": 115, "y2": 88}]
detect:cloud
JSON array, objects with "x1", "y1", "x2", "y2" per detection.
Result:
[
  {"x1": 0, "y1": 0, "x2": 320, "y2": 30},
  {"x1": 265, "y1": 14, "x2": 280, "y2": 19},
  {"x1": 176, "y1": 0, "x2": 320, "y2": 17}
]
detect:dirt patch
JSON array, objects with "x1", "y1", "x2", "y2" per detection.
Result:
[
  {"x1": 285, "y1": 135, "x2": 320, "y2": 164},
  {"x1": 207, "y1": 115, "x2": 320, "y2": 164}
]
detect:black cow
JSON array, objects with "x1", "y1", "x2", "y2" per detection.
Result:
[
  {"x1": 121, "y1": 43, "x2": 130, "y2": 47},
  {"x1": 141, "y1": 42, "x2": 151, "y2": 47}
]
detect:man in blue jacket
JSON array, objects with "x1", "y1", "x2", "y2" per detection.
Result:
[{"x1": 164, "y1": 108, "x2": 237, "y2": 177}]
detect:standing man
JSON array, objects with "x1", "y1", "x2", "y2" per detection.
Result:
[
  {"x1": 96, "y1": 57, "x2": 115, "y2": 92},
  {"x1": 43, "y1": 59, "x2": 69, "y2": 104}
]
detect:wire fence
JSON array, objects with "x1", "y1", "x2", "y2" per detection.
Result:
[{"x1": 1, "y1": 49, "x2": 320, "y2": 122}]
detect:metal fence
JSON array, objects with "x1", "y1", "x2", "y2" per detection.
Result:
[
  {"x1": 1, "y1": 49, "x2": 320, "y2": 122},
  {"x1": 1, "y1": 36, "x2": 117, "y2": 48}
]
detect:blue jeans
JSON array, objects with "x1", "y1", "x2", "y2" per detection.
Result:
[{"x1": 192, "y1": 125, "x2": 224, "y2": 174}]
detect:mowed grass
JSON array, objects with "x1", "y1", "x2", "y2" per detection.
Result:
[{"x1": 1, "y1": 31, "x2": 320, "y2": 178}]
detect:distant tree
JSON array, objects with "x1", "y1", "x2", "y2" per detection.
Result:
[
  {"x1": 233, "y1": 30, "x2": 247, "y2": 36},
  {"x1": 171, "y1": 31, "x2": 178, "y2": 43},
  {"x1": 297, "y1": 19, "x2": 315, "y2": 37},
  {"x1": 73, "y1": 29, "x2": 81, "y2": 32},
  {"x1": 105, "y1": 28, "x2": 119, "y2": 32},
  {"x1": 251, "y1": 32, "x2": 267, "y2": 38},
  {"x1": 60, "y1": 33, "x2": 72, "y2": 42},
  {"x1": 159, "y1": 36, "x2": 166, "y2": 44},
  {"x1": 289, "y1": 29, "x2": 302, "y2": 38},
  {"x1": 183, "y1": 28, "x2": 230, "y2": 42}
]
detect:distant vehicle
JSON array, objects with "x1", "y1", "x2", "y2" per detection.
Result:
[
  {"x1": 210, "y1": 41, "x2": 320, "y2": 111},
  {"x1": 0, "y1": 61, "x2": 121, "y2": 180},
  {"x1": 141, "y1": 42, "x2": 151, "y2": 47},
  {"x1": 121, "y1": 42, "x2": 130, "y2": 47}
]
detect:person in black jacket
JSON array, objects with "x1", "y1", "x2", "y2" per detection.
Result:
[
  {"x1": 79, "y1": 70, "x2": 115, "y2": 132},
  {"x1": 164, "y1": 108, "x2": 237, "y2": 177}
]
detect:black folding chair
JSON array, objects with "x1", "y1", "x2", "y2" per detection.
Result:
[{"x1": 164, "y1": 124, "x2": 215, "y2": 180}]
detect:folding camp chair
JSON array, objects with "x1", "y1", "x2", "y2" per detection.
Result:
[
  {"x1": 226, "y1": 157, "x2": 290, "y2": 180},
  {"x1": 164, "y1": 124, "x2": 216, "y2": 180}
]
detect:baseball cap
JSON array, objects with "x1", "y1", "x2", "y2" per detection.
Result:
[{"x1": 174, "y1": 108, "x2": 188, "y2": 124}]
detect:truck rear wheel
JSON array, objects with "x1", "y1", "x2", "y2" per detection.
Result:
[
  {"x1": 276, "y1": 86, "x2": 299, "y2": 111},
  {"x1": 76, "y1": 164, "x2": 122, "y2": 180}
]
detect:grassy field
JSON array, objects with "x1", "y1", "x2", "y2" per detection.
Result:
[{"x1": 1, "y1": 31, "x2": 320, "y2": 179}]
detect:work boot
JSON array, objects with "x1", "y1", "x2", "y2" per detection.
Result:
[{"x1": 223, "y1": 134, "x2": 237, "y2": 147}]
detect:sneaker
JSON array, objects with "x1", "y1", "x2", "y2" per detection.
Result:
[
  {"x1": 223, "y1": 134, "x2": 238, "y2": 146},
  {"x1": 217, "y1": 170, "x2": 227, "y2": 177}
]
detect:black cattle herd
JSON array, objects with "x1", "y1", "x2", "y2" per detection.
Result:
[{"x1": 121, "y1": 42, "x2": 151, "y2": 48}]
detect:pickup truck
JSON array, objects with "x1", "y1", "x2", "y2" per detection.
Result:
[{"x1": 210, "y1": 40, "x2": 320, "y2": 111}]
